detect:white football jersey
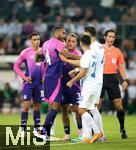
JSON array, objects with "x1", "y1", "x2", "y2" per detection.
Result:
[
  {"x1": 90, "y1": 41, "x2": 104, "y2": 84},
  {"x1": 80, "y1": 41, "x2": 104, "y2": 87}
]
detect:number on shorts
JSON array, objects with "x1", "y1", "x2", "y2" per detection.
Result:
[
  {"x1": 40, "y1": 90, "x2": 44, "y2": 97},
  {"x1": 77, "y1": 92, "x2": 81, "y2": 101}
]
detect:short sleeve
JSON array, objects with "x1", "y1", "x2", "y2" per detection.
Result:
[
  {"x1": 80, "y1": 51, "x2": 90, "y2": 68},
  {"x1": 117, "y1": 49, "x2": 124, "y2": 65}
]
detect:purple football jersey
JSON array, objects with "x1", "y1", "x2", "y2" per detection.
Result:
[{"x1": 42, "y1": 37, "x2": 65, "y2": 78}]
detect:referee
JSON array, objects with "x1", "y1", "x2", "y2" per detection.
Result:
[{"x1": 99, "y1": 29, "x2": 128, "y2": 139}]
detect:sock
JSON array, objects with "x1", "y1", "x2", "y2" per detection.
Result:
[
  {"x1": 117, "y1": 110, "x2": 125, "y2": 130},
  {"x1": 90, "y1": 108, "x2": 104, "y2": 134},
  {"x1": 76, "y1": 115, "x2": 82, "y2": 130},
  {"x1": 43, "y1": 109, "x2": 57, "y2": 136},
  {"x1": 64, "y1": 125, "x2": 70, "y2": 135},
  {"x1": 75, "y1": 114, "x2": 82, "y2": 137},
  {"x1": 72, "y1": 112, "x2": 82, "y2": 129},
  {"x1": 82, "y1": 117, "x2": 92, "y2": 139},
  {"x1": 33, "y1": 111, "x2": 40, "y2": 130},
  {"x1": 82, "y1": 112, "x2": 100, "y2": 134},
  {"x1": 21, "y1": 112, "x2": 28, "y2": 131},
  {"x1": 82, "y1": 112, "x2": 92, "y2": 139},
  {"x1": 50, "y1": 119, "x2": 56, "y2": 136}
]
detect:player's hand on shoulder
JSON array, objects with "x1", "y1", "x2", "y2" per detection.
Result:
[
  {"x1": 68, "y1": 69, "x2": 77, "y2": 78},
  {"x1": 66, "y1": 81, "x2": 73, "y2": 88},
  {"x1": 24, "y1": 76, "x2": 32, "y2": 83}
]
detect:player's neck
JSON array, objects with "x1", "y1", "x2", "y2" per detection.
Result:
[
  {"x1": 91, "y1": 37, "x2": 96, "y2": 43},
  {"x1": 104, "y1": 43, "x2": 113, "y2": 49},
  {"x1": 32, "y1": 46, "x2": 38, "y2": 51},
  {"x1": 68, "y1": 48, "x2": 75, "y2": 52},
  {"x1": 83, "y1": 46, "x2": 90, "y2": 52},
  {"x1": 54, "y1": 36, "x2": 61, "y2": 41}
]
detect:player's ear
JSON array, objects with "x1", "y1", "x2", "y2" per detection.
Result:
[
  {"x1": 79, "y1": 41, "x2": 82, "y2": 47},
  {"x1": 104, "y1": 35, "x2": 106, "y2": 41}
]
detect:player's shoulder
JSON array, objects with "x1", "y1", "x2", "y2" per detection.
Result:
[
  {"x1": 49, "y1": 37, "x2": 64, "y2": 47},
  {"x1": 81, "y1": 50, "x2": 91, "y2": 64},
  {"x1": 74, "y1": 49, "x2": 82, "y2": 56},
  {"x1": 91, "y1": 41, "x2": 103, "y2": 49},
  {"x1": 95, "y1": 41, "x2": 103, "y2": 48},
  {"x1": 50, "y1": 37, "x2": 62, "y2": 44},
  {"x1": 43, "y1": 40, "x2": 49, "y2": 47},
  {"x1": 20, "y1": 47, "x2": 31, "y2": 55},
  {"x1": 83, "y1": 49, "x2": 92, "y2": 57},
  {"x1": 112, "y1": 46, "x2": 123, "y2": 54}
]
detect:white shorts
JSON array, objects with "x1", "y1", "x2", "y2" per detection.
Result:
[{"x1": 79, "y1": 84, "x2": 102, "y2": 110}]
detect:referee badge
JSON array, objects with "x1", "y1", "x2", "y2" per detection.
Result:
[{"x1": 112, "y1": 58, "x2": 117, "y2": 64}]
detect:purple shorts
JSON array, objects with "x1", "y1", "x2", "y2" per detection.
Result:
[
  {"x1": 22, "y1": 82, "x2": 44, "y2": 102},
  {"x1": 44, "y1": 77, "x2": 63, "y2": 104},
  {"x1": 62, "y1": 83, "x2": 81, "y2": 105}
]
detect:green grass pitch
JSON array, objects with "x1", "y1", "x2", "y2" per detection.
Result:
[{"x1": 0, "y1": 113, "x2": 136, "y2": 150}]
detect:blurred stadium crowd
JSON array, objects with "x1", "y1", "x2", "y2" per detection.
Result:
[{"x1": 0, "y1": 0, "x2": 136, "y2": 114}]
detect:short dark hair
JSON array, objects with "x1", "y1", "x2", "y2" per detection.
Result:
[
  {"x1": 80, "y1": 35, "x2": 91, "y2": 46},
  {"x1": 52, "y1": 26, "x2": 65, "y2": 35},
  {"x1": 29, "y1": 32, "x2": 40, "y2": 39},
  {"x1": 104, "y1": 29, "x2": 116, "y2": 36},
  {"x1": 84, "y1": 26, "x2": 96, "y2": 37}
]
